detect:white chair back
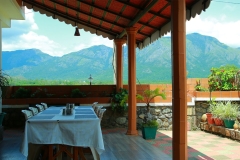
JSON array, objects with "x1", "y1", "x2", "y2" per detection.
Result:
[
  {"x1": 21, "y1": 110, "x2": 33, "y2": 120},
  {"x1": 92, "y1": 102, "x2": 98, "y2": 111},
  {"x1": 41, "y1": 102, "x2": 48, "y2": 109},
  {"x1": 98, "y1": 108, "x2": 106, "y2": 122},
  {"x1": 36, "y1": 104, "x2": 44, "y2": 112},
  {"x1": 95, "y1": 106, "x2": 103, "y2": 115},
  {"x1": 29, "y1": 107, "x2": 39, "y2": 115}
]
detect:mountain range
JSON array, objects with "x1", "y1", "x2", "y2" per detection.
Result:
[{"x1": 3, "y1": 33, "x2": 240, "y2": 84}]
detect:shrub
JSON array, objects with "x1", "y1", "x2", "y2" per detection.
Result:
[
  {"x1": 12, "y1": 87, "x2": 31, "y2": 98},
  {"x1": 208, "y1": 65, "x2": 240, "y2": 91},
  {"x1": 71, "y1": 88, "x2": 86, "y2": 98}
]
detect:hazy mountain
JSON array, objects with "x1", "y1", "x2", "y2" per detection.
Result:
[{"x1": 3, "y1": 33, "x2": 240, "y2": 83}]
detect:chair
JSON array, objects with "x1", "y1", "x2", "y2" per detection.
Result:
[
  {"x1": 92, "y1": 102, "x2": 98, "y2": 111},
  {"x1": 36, "y1": 104, "x2": 44, "y2": 112},
  {"x1": 29, "y1": 107, "x2": 39, "y2": 115},
  {"x1": 98, "y1": 108, "x2": 106, "y2": 122},
  {"x1": 21, "y1": 110, "x2": 33, "y2": 120},
  {"x1": 41, "y1": 102, "x2": 48, "y2": 109},
  {"x1": 94, "y1": 106, "x2": 103, "y2": 115}
]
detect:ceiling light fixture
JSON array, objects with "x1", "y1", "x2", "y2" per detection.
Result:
[{"x1": 74, "y1": 26, "x2": 80, "y2": 36}]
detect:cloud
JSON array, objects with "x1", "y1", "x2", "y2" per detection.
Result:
[
  {"x1": 186, "y1": 15, "x2": 240, "y2": 48},
  {"x1": 3, "y1": 31, "x2": 63, "y2": 56},
  {"x1": 89, "y1": 36, "x2": 113, "y2": 48}
]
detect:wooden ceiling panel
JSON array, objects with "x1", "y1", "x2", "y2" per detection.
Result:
[
  {"x1": 104, "y1": 12, "x2": 118, "y2": 23},
  {"x1": 117, "y1": 17, "x2": 130, "y2": 27},
  {"x1": 79, "y1": 14, "x2": 89, "y2": 22},
  {"x1": 121, "y1": 5, "x2": 139, "y2": 19},
  {"x1": 141, "y1": 26, "x2": 155, "y2": 35},
  {"x1": 148, "y1": 16, "x2": 167, "y2": 28},
  {"x1": 101, "y1": 21, "x2": 114, "y2": 30},
  {"x1": 56, "y1": 4, "x2": 67, "y2": 14},
  {"x1": 94, "y1": 0, "x2": 109, "y2": 8},
  {"x1": 150, "y1": 0, "x2": 168, "y2": 12},
  {"x1": 23, "y1": 0, "x2": 211, "y2": 48},
  {"x1": 90, "y1": 17, "x2": 101, "y2": 26},
  {"x1": 140, "y1": 13, "x2": 155, "y2": 24},
  {"x1": 80, "y1": 3, "x2": 91, "y2": 13},
  {"x1": 160, "y1": 5, "x2": 171, "y2": 17},
  {"x1": 68, "y1": 8, "x2": 78, "y2": 18},
  {"x1": 108, "y1": 1, "x2": 126, "y2": 14},
  {"x1": 92, "y1": 8, "x2": 104, "y2": 19}
]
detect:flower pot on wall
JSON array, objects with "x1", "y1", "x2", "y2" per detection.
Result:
[
  {"x1": 142, "y1": 126, "x2": 157, "y2": 140},
  {"x1": 214, "y1": 118, "x2": 223, "y2": 126},
  {"x1": 223, "y1": 119, "x2": 235, "y2": 129},
  {"x1": 206, "y1": 113, "x2": 214, "y2": 125}
]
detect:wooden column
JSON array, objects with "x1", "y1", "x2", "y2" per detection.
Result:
[
  {"x1": 171, "y1": 0, "x2": 188, "y2": 159},
  {"x1": 125, "y1": 27, "x2": 138, "y2": 135},
  {"x1": 114, "y1": 39, "x2": 125, "y2": 91}
]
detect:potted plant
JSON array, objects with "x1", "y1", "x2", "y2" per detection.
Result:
[
  {"x1": 137, "y1": 88, "x2": 166, "y2": 139},
  {"x1": 209, "y1": 100, "x2": 224, "y2": 126},
  {"x1": 219, "y1": 101, "x2": 240, "y2": 128},
  {"x1": 110, "y1": 88, "x2": 128, "y2": 115}
]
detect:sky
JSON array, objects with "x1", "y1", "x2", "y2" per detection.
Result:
[{"x1": 2, "y1": 0, "x2": 240, "y2": 57}]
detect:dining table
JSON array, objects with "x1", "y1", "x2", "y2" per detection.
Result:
[{"x1": 20, "y1": 105, "x2": 104, "y2": 160}]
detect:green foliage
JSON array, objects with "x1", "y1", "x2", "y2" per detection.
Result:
[
  {"x1": 0, "y1": 70, "x2": 10, "y2": 88},
  {"x1": 12, "y1": 87, "x2": 31, "y2": 98},
  {"x1": 194, "y1": 79, "x2": 208, "y2": 91},
  {"x1": 71, "y1": 88, "x2": 86, "y2": 98},
  {"x1": 208, "y1": 65, "x2": 240, "y2": 91},
  {"x1": 31, "y1": 88, "x2": 54, "y2": 98},
  {"x1": 137, "y1": 88, "x2": 166, "y2": 112},
  {"x1": 142, "y1": 120, "x2": 159, "y2": 127},
  {"x1": 210, "y1": 101, "x2": 240, "y2": 120},
  {"x1": 111, "y1": 88, "x2": 128, "y2": 114}
]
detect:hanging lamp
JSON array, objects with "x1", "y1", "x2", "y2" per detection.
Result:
[{"x1": 74, "y1": 27, "x2": 80, "y2": 36}]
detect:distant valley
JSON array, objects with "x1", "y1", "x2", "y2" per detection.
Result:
[{"x1": 3, "y1": 33, "x2": 240, "y2": 84}]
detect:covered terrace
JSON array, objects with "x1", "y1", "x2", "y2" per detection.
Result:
[{"x1": 0, "y1": 0, "x2": 212, "y2": 159}]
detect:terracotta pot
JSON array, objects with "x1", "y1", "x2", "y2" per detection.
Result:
[
  {"x1": 206, "y1": 113, "x2": 214, "y2": 125},
  {"x1": 214, "y1": 118, "x2": 223, "y2": 126}
]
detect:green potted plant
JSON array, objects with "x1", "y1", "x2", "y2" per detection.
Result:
[
  {"x1": 209, "y1": 100, "x2": 224, "y2": 126},
  {"x1": 219, "y1": 101, "x2": 239, "y2": 128},
  {"x1": 137, "y1": 88, "x2": 166, "y2": 139},
  {"x1": 110, "y1": 88, "x2": 128, "y2": 115}
]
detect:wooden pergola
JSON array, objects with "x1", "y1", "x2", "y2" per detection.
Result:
[{"x1": 16, "y1": 0, "x2": 212, "y2": 159}]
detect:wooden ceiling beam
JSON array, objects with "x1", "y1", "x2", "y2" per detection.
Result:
[
  {"x1": 50, "y1": 0, "x2": 126, "y2": 29},
  {"x1": 23, "y1": 0, "x2": 117, "y2": 37},
  {"x1": 116, "y1": 0, "x2": 170, "y2": 20},
  {"x1": 117, "y1": 0, "x2": 159, "y2": 38},
  {"x1": 76, "y1": 0, "x2": 159, "y2": 30}
]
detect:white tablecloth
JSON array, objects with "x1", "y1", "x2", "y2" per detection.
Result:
[{"x1": 20, "y1": 106, "x2": 104, "y2": 158}]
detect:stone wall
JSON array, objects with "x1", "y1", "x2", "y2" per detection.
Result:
[{"x1": 101, "y1": 106, "x2": 198, "y2": 130}]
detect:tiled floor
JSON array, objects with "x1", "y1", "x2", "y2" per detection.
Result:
[
  {"x1": 147, "y1": 130, "x2": 240, "y2": 160},
  {"x1": 1, "y1": 128, "x2": 240, "y2": 160}
]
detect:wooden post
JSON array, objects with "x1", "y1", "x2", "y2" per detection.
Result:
[
  {"x1": 125, "y1": 27, "x2": 138, "y2": 135},
  {"x1": 114, "y1": 39, "x2": 126, "y2": 91},
  {"x1": 171, "y1": 0, "x2": 188, "y2": 159}
]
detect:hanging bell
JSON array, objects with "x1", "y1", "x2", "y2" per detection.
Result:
[{"x1": 74, "y1": 27, "x2": 80, "y2": 36}]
